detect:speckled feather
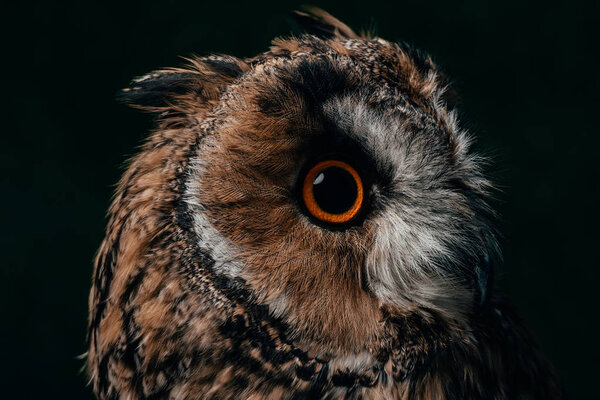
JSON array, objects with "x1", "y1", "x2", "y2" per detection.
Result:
[{"x1": 88, "y1": 8, "x2": 564, "y2": 399}]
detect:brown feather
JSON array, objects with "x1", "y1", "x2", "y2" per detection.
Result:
[{"x1": 290, "y1": 6, "x2": 360, "y2": 39}]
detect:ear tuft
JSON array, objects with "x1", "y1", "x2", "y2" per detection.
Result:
[
  {"x1": 290, "y1": 6, "x2": 359, "y2": 40},
  {"x1": 118, "y1": 71, "x2": 197, "y2": 108},
  {"x1": 118, "y1": 55, "x2": 248, "y2": 110}
]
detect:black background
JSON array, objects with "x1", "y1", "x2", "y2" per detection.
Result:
[{"x1": 2, "y1": 1, "x2": 598, "y2": 398}]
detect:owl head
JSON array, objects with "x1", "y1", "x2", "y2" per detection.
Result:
[{"x1": 90, "y1": 8, "x2": 498, "y2": 382}]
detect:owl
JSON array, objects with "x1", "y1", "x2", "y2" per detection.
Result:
[{"x1": 87, "y1": 7, "x2": 565, "y2": 399}]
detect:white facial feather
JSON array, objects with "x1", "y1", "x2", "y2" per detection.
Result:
[
  {"x1": 324, "y1": 96, "x2": 477, "y2": 318},
  {"x1": 328, "y1": 351, "x2": 375, "y2": 373},
  {"x1": 184, "y1": 129, "x2": 243, "y2": 278}
]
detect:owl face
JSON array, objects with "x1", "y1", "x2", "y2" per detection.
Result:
[{"x1": 149, "y1": 37, "x2": 497, "y2": 352}]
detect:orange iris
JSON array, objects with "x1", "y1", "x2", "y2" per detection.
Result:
[{"x1": 302, "y1": 160, "x2": 364, "y2": 224}]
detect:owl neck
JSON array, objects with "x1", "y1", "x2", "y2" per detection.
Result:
[{"x1": 208, "y1": 270, "x2": 467, "y2": 386}]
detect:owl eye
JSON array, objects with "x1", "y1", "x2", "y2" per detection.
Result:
[{"x1": 301, "y1": 160, "x2": 364, "y2": 225}]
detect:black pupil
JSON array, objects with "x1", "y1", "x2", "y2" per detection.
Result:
[{"x1": 312, "y1": 166, "x2": 358, "y2": 215}]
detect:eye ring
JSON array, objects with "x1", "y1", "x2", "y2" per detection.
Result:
[{"x1": 302, "y1": 160, "x2": 364, "y2": 224}]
